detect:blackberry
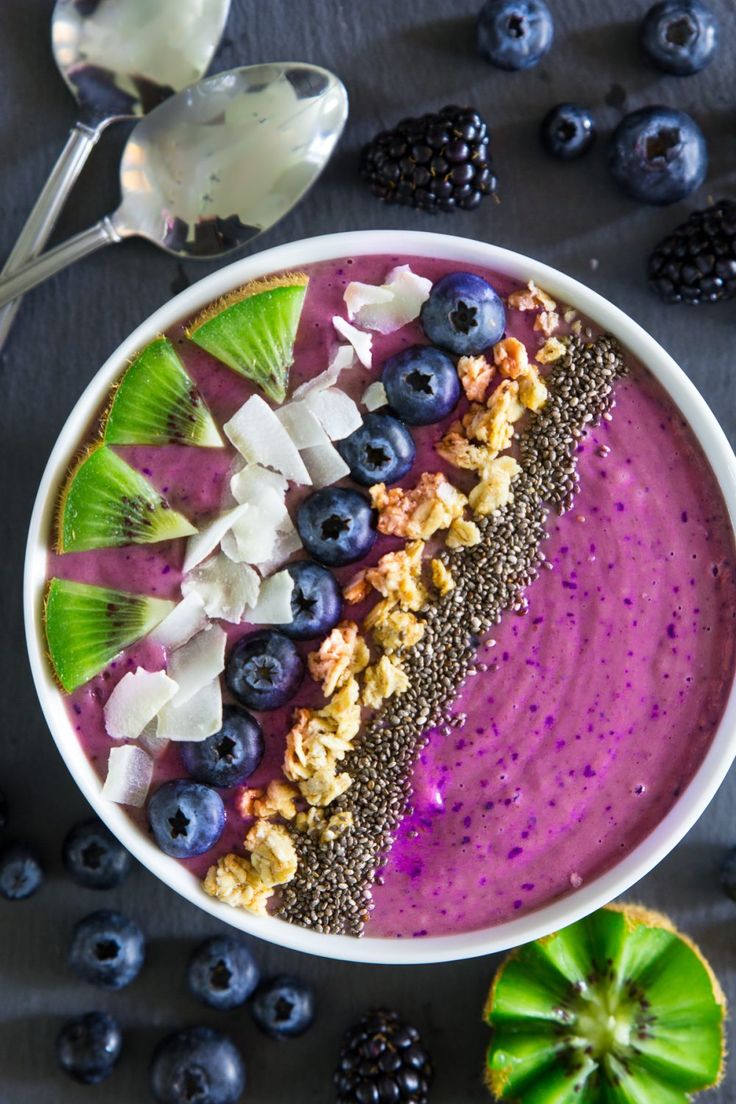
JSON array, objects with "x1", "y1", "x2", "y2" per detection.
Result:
[
  {"x1": 360, "y1": 106, "x2": 497, "y2": 213},
  {"x1": 648, "y1": 199, "x2": 736, "y2": 303},
  {"x1": 334, "y1": 1009, "x2": 432, "y2": 1104}
]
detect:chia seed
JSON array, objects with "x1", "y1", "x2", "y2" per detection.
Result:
[{"x1": 278, "y1": 335, "x2": 627, "y2": 936}]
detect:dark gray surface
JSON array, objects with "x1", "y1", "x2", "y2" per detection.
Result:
[{"x1": 1, "y1": 0, "x2": 735, "y2": 1100}]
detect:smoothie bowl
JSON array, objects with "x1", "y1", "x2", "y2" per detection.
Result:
[{"x1": 24, "y1": 230, "x2": 736, "y2": 964}]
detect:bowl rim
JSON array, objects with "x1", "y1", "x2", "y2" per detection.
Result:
[{"x1": 24, "y1": 228, "x2": 736, "y2": 965}]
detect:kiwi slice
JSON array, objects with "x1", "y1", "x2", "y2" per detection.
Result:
[
  {"x1": 44, "y1": 578, "x2": 175, "y2": 691},
  {"x1": 57, "y1": 445, "x2": 197, "y2": 552},
  {"x1": 103, "y1": 336, "x2": 223, "y2": 447},
  {"x1": 485, "y1": 904, "x2": 725, "y2": 1104},
  {"x1": 185, "y1": 273, "x2": 309, "y2": 404}
]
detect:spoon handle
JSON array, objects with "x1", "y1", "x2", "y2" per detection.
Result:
[
  {"x1": 0, "y1": 123, "x2": 102, "y2": 350},
  {"x1": 0, "y1": 218, "x2": 120, "y2": 310}
]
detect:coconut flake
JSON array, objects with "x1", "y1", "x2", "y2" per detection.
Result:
[
  {"x1": 168, "y1": 625, "x2": 227, "y2": 706},
  {"x1": 362, "y1": 381, "x2": 388, "y2": 411},
  {"x1": 292, "y1": 344, "x2": 355, "y2": 400},
  {"x1": 301, "y1": 441, "x2": 350, "y2": 487},
  {"x1": 102, "y1": 745, "x2": 153, "y2": 807},
  {"x1": 344, "y1": 281, "x2": 393, "y2": 320},
  {"x1": 305, "y1": 387, "x2": 362, "y2": 441},
  {"x1": 183, "y1": 503, "x2": 250, "y2": 574},
  {"x1": 245, "y1": 570, "x2": 294, "y2": 624},
  {"x1": 255, "y1": 525, "x2": 303, "y2": 574},
  {"x1": 224, "y1": 394, "x2": 311, "y2": 485},
  {"x1": 346, "y1": 264, "x2": 432, "y2": 334},
  {"x1": 149, "y1": 592, "x2": 208, "y2": 651},
  {"x1": 156, "y1": 678, "x2": 223, "y2": 742},
  {"x1": 104, "y1": 668, "x2": 179, "y2": 741},
  {"x1": 276, "y1": 401, "x2": 331, "y2": 449},
  {"x1": 332, "y1": 316, "x2": 372, "y2": 368},
  {"x1": 138, "y1": 722, "x2": 170, "y2": 759},
  {"x1": 225, "y1": 508, "x2": 278, "y2": 564},
  {"x1": 231, "y1": 464, "x2": 288, "y2": 504},
  {"x1": 182, "y1": 553, "x2": 260, "y2": 622}
]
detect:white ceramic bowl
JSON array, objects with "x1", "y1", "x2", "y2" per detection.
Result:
[{"x1": 25, "y1": 230, "x2": 736, "y2": 964}]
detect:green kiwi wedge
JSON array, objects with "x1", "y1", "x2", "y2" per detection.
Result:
[
  {"x1": 57, "y1": 445, "x2": 197, "y2": 552},
  {"x1": 102, "y1": 337, "x2": 223, "y2": 447},
  {"x1": 185, "y1": 273, "x2": 309, "y2": 404},
  {"x1": 44, "y1": 578, "x2": 175, "y2": 691},
  {"x1": 484, "y1": 904, "x2": 725, "y2": 1104}
]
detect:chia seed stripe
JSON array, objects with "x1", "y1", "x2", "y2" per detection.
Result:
[{"x1": 278, "y1": 336, "x2": 627, "y2": 936}]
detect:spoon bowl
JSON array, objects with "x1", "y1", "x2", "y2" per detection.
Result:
[
  {"x1": 0, "y1": 63, "x2": 349, "y2": 304},
  {"x1": 52, "y1": 0, "x2": 232, "y2": 124}
]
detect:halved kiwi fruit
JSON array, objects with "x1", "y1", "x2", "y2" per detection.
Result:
[
  {"x1": 44, "y1": 578, "x2": 175, "y2": 691},
  {"x1": 185, "y1": 273, "x2": 309, "y2": 404},
  {"x1": 485, "y1": 904, "x2": 725, "y2": 1104},
  {"x1": 102, "y1": 336, "x2": 223, "y2": 447},
  {"x1": 57, "y1": 445, "x2": 196, "y2": 552}
]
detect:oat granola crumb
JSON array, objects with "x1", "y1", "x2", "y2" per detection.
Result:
[
  {"x1": 507, "y1": 279, "x2": 557, "y2": 313},
  {"x1": 307, "y1": 621, "x2": 369, "y2": 696},
  {"x1": 468, "y1": 455, "x2": 521, "y2": 516},
  {"x1": 492, "y1": 337, "x2": 528, "y2": 380},
  {"x1": 299, "y1": 767, "x2": 352, "y2": 807},
  {"x1": 362, "y1": 654, "x2": 409, "y2": 709},
  {"x1": 368, "y1": 606, "x2": 426, "y2": 654},
  {"x1": 457, "y1": 354, "x2": 494, "y2": 401},
  {"x1": 245, "y1": 820, "x2": 298, "y2": 888},
  {"x1": 446, "y1": 517, "x2": 482, "y2": 548},
  {"x1": 203, "y1": 853, "x2": 272, "y2": 915},
  {"x1": 463, "y1": 380, "x2": 523, "y2": 452},
  {"x1": 370, "y1": 473, "x2": 467, "y2": 540},
  {"x1": 343, "y1": 571, "x2": 371, "y2": 604},
  {"x1": 533, "y1": 310, "x2": 560, "y2": 337},
  {"x1": 535, "y1": 337, "x2": 566, "y2": 364},
  {"x1": 431, "y1": 558, "x2": 455, "y2": 595},
  {"x1": 239, "y1": 779, "x2": 299, "y2": 821},
  {"x1": 518, "y1": 365, "x2": 549, "y2": 411}
]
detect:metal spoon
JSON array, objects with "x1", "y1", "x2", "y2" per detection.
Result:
[
  {"x1": 0, "y1": 0, "x2": 231, "y2": 349},
  {"x1": 0, "y1": 64, "x2": 349, "y2": 309}
]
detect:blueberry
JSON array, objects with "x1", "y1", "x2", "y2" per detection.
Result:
[
  {"x1": 0, "y1": 841, "x2": 43, "y2": 900},
  {"x1": 68, "y1": 909, "x2": 145, "y2": 989},
  {"x1": 297, "y1": 488, "x2": 377, "y2": 566},
  {"x1": 337, "y1": 413, "x2": 416, "y2": 485},
  {"x1": 251, "y1": 976, "x2": 315, "y2": 1038},
  {"x1": 540, "y1": 103, "x2": 596, "y2": 160},
  {"x1": 476, "y1": 0, "x2": 554, "y2": 70},
  {"x1": 181, "y1": 706, "x2": 264, "y2": 787},
  {"x1": 608, "y1": 106, "x2": 707, "y2": 205},
  {"x1": 640, "y1": 0, "x2": 717, "y2": 75},
  {"x1": 62, "y1": 817, "x2": 132, "y2": 889},
  {"x1": 150, "y1": 1026, "x2": 245, "y2": 1104},
  {"x1": 381, "y1": 346, "x2": 460, "y2": 428},
  {"x1": 225, "y1": 630, "x2": 304, "y2": 710},
  {"x1": 188, "y1": 936, "x2": 260, "y2": 1010},
  {"x1": 148, "y1": 780, "x2": 225, "y2": 858},
  {"x1": 280, "y1": 560, "x2": 343, "y2": 640},
  {"x1": 420, "y1": 272, "x2": 506, "y2": 356},
  {"x1": 721, "y1": 846, "x2": 736, "y2": 901},
  {"x1": 56, "y1": 1011, "x2": 122, "y2": 1084}
]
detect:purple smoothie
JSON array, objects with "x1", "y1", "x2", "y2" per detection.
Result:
[{"x1": 48, "y1": 255, "x2": 736, "y2": 938}]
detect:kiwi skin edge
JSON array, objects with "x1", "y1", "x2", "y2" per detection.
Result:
[
  {"x1": 185, "y1": 271, "x2": 309, "y2": 335},
  {"x1": 483, "y1": 903, "x2": 727, "y2": 1102}
]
